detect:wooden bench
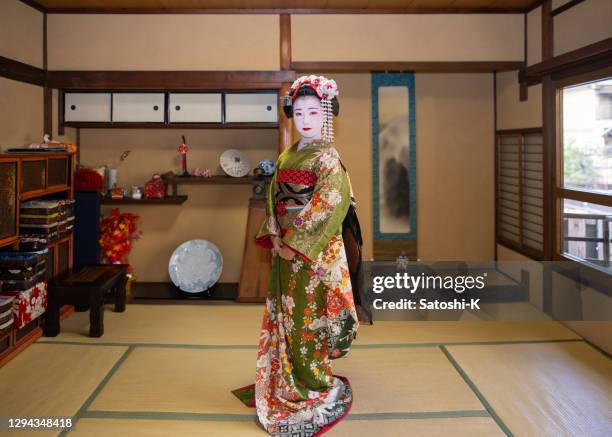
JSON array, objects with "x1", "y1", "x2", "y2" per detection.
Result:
[{"x1": 44, "y1": 264, "x2": 129, "y2": 338}]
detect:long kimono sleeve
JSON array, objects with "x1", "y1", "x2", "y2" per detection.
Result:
[
  {"x1": 281, "y1": 148, "x2": 350, "y2": 263},
  {"x1": 254, "y1": 172, "x2": 281, "y2": 249}
]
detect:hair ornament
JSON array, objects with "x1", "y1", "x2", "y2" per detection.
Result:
[{"x1": 289, "y1": 75, "x2": 339, "y2": 101}]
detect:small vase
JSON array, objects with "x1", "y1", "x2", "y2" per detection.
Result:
[{"x1": 107, "y1": 167, "x2": 118, "y2": 191}]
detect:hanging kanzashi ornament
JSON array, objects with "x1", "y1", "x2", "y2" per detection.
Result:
[{"x1": 178, "y1": 135, "x2": 190, "y2": 177}]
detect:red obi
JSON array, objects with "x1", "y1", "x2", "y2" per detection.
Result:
[{"x1": 276, "y1": 169, "x2": 317, "y2": 186}]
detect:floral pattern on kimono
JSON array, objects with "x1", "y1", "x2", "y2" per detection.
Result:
[{"x1": 232, "y1": 140, "x2": 359, "y2": 437}]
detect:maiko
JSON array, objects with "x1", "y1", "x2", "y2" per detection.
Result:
[{"x1": 419, "y1": 299, "x2": 481, "y2": 310}]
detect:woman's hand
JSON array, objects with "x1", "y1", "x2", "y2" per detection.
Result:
[
  {"x1": 272, "y1": 236, "x2": 283, "y2": 252},
  {"x1": 278, "y1": 245, "x2": 295, "y2": 260},
  {"x1": 271, "y1": 236, "x2": 295, "y2": 260}
]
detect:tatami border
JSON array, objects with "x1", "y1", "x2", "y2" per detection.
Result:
[{"x1": 29, "y1": 337, "x2": 608, "y2": 435}]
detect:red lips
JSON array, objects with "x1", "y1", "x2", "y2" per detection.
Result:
[{"x1": 303, "y1": 127, "x2": 311, "y2": 131}]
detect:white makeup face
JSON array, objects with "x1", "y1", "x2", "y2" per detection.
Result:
[{"x1": 293, "y1": 95, "x2": 323, "y2": 140}]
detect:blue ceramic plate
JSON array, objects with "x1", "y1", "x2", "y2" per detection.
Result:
[{"x1": 168, "y1": 239, "x2": 223, "y2": 293}]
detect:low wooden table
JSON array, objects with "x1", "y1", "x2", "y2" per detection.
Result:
[{"x1": 44, "y1": 265, "x2": 129, "y2": 338}]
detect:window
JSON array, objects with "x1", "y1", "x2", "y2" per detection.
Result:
[
  {"x1": 496, "y1": 129, "x2": 544, "y2": 259},
  {"x1": 559, "y1": 76, "x2": 612, "y2": 273}
]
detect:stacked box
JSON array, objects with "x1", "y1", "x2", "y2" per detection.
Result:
[
  {"x1": 58, "y1": 199, "x2": 76, "y2": 238},
  {"x1": 0, "y1": 282, "x2": 47, "y2": 330},
  {"x1": 0, "y1": 296, "x2": 15, "y2": 336},
  {"x1": 19, "y1": 199, "x2": 75, "y2": 244},
  {"x1": 0, "y1": 249, "x2": 48, "y2": 329}
]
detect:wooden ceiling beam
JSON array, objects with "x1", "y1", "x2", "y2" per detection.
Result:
[
  {"x1": 0, "y1": 55, "x2": 45, "y2": 86},
  {"x1": 19, "y1": 1, "x2": 539, "y2": 14},
  {"x1": 521, "y1": 37, "x2": 612, "y2": 85},
  {"x1": 291, "y1": 61, "x2": 525, "y2": 73},
  {"x1": 46, "y1": 70, "x2": 296, "y2": 89},
  {"x1": 18, "y1": 0, "x2": 47, "y2": 13}
]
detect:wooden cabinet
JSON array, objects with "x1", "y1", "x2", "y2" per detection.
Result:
[
  {"x1": 113, "y1": 93, "x2": 165, "y2": 122},
  {"x1": 19, "y1": 154, "x2": 72, "y2": 200},
  {"x1": 61, "y1": 90, "x2": 279, "y2": 128},
  {"x1": 169, "y1": 93, "x2": 222, "y2": 123},
  {"x1": 48, "y1": 157, "x2": 69, "y2": 187},
  {"x1": 225, "y1": 92, "x2": 278, "y2": 123},
  {"x1": 0, "y1": 150, "x2": 76, "y2": 368},
  {"x1": 0, "y1": 158, "x2": 18, "y2": 247},
  {"x1": 64, "y1": 92, "x2": 111, "y2": 122}
]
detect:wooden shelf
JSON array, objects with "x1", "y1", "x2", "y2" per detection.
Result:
[
  {"x1": 100, "y1": 195, "x2": 188, "y2": 205},
  {"x1": 63, "y1": 122, "x2": 278, "y2": 130},
  {"x1": 161, "y1": 171, "x2": 272, "y2": 198},
  {"x1": 162, "y1": 171, "x2": 269, "y2": 185},
  {"x1": 20, "y1": 185, "x2": 71, "y2": 201}
]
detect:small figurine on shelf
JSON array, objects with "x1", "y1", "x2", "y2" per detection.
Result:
[
  {"x1": 131, "y1": 185, "x2": 143, "y2": 199},
  {"x1": 144, "y1": 173, "x2": 165, "y2": 199},
  {"x1": 178, "y1": 135, "x2": 190, "y2": 177},
  {"x1": 193, "y1": 167, "x2": 213, "y2": 178},
  {"x1": 111, "y1": 186, "x2": 124, "y2": 199},
  {"x1": 396, "y1": 250, "x2": 409, "y2": 270}
]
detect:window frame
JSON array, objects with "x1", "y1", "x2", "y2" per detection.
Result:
[{"x1": 553, "y1": 65, "x2": 612, "y2": 286}]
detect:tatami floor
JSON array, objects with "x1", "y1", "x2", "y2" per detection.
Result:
[{"x1": 1, "y1": 302, "x2": 611, "y2": 437}]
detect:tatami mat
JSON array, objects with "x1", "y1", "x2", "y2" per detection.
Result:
[
  {"x1": 37, "y1": 304, "x2": 262, "y2": 345},
  {"x1": 70, "y1": 416, "x2": 504, "y2": 437},
  {"x1": 355, "y1": 320, "x2": 579, "y2": 344},
  {"x1": 88, "y1": 348, "x2": 257, "y2": 414},
  {"x1": 71, "y1": 418, "x2": 266, "y2": 436},
  {"x1": 36, "y1": 304, "x2": 579, "y2": 346},
  {"x1": 334, "y1": 348, "x2": 483, "y2": 413},
  {"x1": 2, "y1": 304, "x2": 608, "y2": 436},
  {"x1": 446, "y1": 342, "x2": 612, "y2": 437},
  {"x1": 331, "y1": 417, "x2": 505, "y2": 436},
  {"x1": 0, "y1": 343, "x2": 127, "y2": 437}
]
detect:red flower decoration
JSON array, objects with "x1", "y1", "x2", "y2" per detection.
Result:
[{"x1": 74, "y1": 168, "x2": 104, "y2": 192}]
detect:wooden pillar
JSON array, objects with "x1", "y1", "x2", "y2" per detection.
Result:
[
  {"x1": 236, "y1": 198, "x2": 271, "y2": 303},
  {"x1": 279, "y1": 14, "x2": 292, "y2": 153},
  {"x1": 280, "y1": 14, "x2": 291, "y2": 71},
  {"x1": 542, "y1": 0, "x2": 554, "y2": 61},
  {"x1": 279, "y1": 83, "x2": 292, "y2": 153},
  {"x1": 43, "y1": 13, "x2": 52, "y2": 138},
  {"x1": 541, "y1": 0, "x2": 555, "y2": 315}
]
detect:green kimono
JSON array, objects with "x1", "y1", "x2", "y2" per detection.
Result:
[{"x1": 232, "y1": 140, "x2": 359, "y2": 436}]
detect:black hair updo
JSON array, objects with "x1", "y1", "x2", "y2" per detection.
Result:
[{"x1": 282, "y1": 85, "x2": 340, "y2": 119}]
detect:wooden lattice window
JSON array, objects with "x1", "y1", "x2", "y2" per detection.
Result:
[{"x1": 496, "y1": 129, "x2": 544, "y2": 259}]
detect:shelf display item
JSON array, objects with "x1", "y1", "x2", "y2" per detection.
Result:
[
  {"x1": 0, "y1": 281, "x2": 47, "y2": 329},
  {"x1": 178, "y1": 136, "x2": 190, "y2": 177},
  {"x1": 0, "y1": 249, "x2": 48, "y2": 291},
  {"x1": 20, "y1": 200, "x2": 60, "y2": 216},
  {"x1": 0, "y1": 296, "x2": 15, "y2": 335},
  {"x1": 144, "y1": 173, "x2": 165, "y2": 199},
  {"x1": 131, "y1": 186, "x2": 143, "y2": 199},
  {"x1": 168, "y1": 239, "x2": 223, "y2": 293},
  {"x1": 74, "y1": 167, "x2": 105, "y2": 192},
  {"x1": 111, "y1": 186, "x2": 124, "y2": 199},
  {"x1": 220, "y1": 149, "x2": 250, "y2": 178},
  {"x1": 257, "y1": 159, "x2": 275, "y2": 176},
  {"x1": 192, "y1": 167, "x2": 213, "y2": 178}
]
